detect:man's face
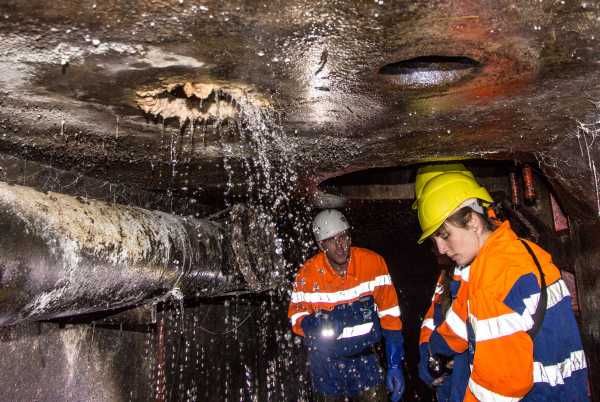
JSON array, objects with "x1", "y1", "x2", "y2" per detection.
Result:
[{"x1": 319, "y1": 231, "x2": 351, "y2": 267}]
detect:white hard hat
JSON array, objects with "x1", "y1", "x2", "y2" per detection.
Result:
[{"x1": 312, "y1": 209, "x2": 350, "y2": 241}]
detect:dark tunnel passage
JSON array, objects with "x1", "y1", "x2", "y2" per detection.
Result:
[
  {"x1": 318, "y1": 159, "x2": 592, "y2": 401},
  {"x1": 0, "y1": 158, "x2": 596, "y2": 402}
]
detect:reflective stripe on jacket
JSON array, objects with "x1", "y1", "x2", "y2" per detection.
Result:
[
  {"x1": 419, "y1": 266, "x2": 469, "y2": 346},
  {"x1": 419, "y1": 268, "x2": 470, "y2": 402},
  {"x1": 434, "y1": 221, "x2": 588, "y2": 402},
  {"x1": 424, "y1": 267, "x2": 471, "y2": 352},
  {"x1": 419, "y1": 272, "x2": 445, "y2": 345},
  {"x1": 289, "y1": 247, "x2": 402, "y2": 336}
]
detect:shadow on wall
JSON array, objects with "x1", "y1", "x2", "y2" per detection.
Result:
[
  {"x1": 345, "y1": 199, "x2": 438, "y2": 402},
  {"x1": 0, "y1": 294, "x2": 312, "y2": 402}
]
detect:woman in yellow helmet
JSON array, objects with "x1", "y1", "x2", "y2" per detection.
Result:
[
  {"x1": 416, "y1": 172, "x2": 589, "y2": 402},
  {"x1": 414, "y1": 164, "x2": 476, "y2": 402}
]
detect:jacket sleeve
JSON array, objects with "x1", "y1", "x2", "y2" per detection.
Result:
[
  {"x1": 467, "y1": 271, "x2": 538, "y2": 401},
  {"x1": 419, "y1": 302, "x2": 436, "y2": 345},
  {"x1": 372, "y1": 255, "x2": 402, "y2": 331},
  {"x1": 429, "y1": 280, "x2": 469, "y2": 355},
  {"x1": 419, "y1": 272, "x2": 445, "y2": 345},
  {"x1": 288, "y1": 267, "x2": 315, "y2": 336}
]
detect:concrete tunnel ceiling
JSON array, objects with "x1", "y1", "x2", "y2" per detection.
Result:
[
  {"x1": 0, "y1": 0, "x2": 598, "y2": 218},
  {"x1": 0, "y1": 2, "x2": 599, "y2": 303}
]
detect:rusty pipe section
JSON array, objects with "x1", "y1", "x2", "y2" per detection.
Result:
[
  {"x1": 0, "y1": 182, "x2": 282, "y2": 326},
  {"x1": 522, "y1": 164, "x2": 536, "y2": 204}
]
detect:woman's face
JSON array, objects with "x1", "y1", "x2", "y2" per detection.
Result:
[{"x1": 431, "y1": 221, "x2": 481, "y2": 267}]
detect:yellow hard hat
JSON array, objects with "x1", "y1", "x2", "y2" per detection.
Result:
[
  {"x1": 417, "y1": 172, "x2": 493, "y2": 244},
  {"x1": 412, "y1": 163, "x2": 475, "y2": 209}
]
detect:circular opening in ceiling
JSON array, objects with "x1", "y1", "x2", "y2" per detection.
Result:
[{"x1": 378, "y1": 55, "x2": 482, "y2": 88}]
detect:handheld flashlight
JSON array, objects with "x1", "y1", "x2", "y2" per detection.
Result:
[
  {"x1": 316, "y1": 312, "x2": 337, "y2": 339},
  {"x1": 320, "y1": 323, "x2": 336, "y2": 338}
]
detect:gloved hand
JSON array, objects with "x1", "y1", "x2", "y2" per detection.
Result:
[
  {"x1": 428, "y1": 353, "x2": 453, "y2": 386},
  {"x1": 304, "y1": 299, "x2": 384, "y2": 358},
  {"x1": 418, "y1": 343, "x2": 434, "y2": 386},
  {"x1": 386, "y1": 367, "x2": 404, "y2": 402},
  {"x1": 384, "y1": 330, "x2": 405, "y2": 402}
]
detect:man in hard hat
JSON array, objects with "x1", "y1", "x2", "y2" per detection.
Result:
[
  {"x1": 416, "y1": 172, "x2": 589, "y2": 401},
  {"x1": 288, "y1": 209, "x2": 405, "y2": 402}
]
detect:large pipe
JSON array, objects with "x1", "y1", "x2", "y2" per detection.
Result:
[{"x1": 0, "y1": 182, "x2": 282, "y2": 325}]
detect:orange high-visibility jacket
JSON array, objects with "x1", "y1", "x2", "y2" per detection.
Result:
[
  {"x1": 419, "y1": 272, "x2": 446, "y2": 345},
  {"x1": 288, "y1": 247, "x2": 402, "y2": 336},
  {"x1": 432, "y1": 221, "x2": 588, "y2": 402},
  {"x1": 419, "y1": 266, "x2": 469, "y2": 346}
]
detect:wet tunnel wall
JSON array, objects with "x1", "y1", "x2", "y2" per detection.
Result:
[
  {"x1": 0, "y1": 201, "x2": 442, "y2": 402},
  {"x1": 0, "y1": 295, "x2": 310, "y2": 402},
  {"x1": 0, "y1": 165, "x2": 597, "y2": 402},
  {"x1": 571, "y1": 221, "x2": 600, "y2": 399}
]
